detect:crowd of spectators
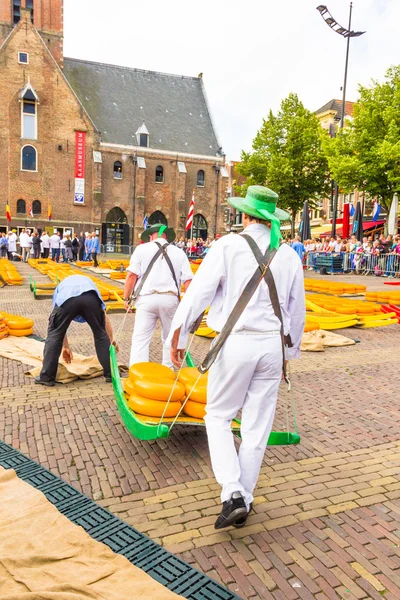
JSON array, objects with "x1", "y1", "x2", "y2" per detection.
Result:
[{"x1": 283, "y1": 233, "x2": 400, "y2": 277}]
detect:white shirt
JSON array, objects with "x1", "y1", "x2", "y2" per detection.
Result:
[
  {"x1": 19, "y1": 232, "x2": 31, "y2": 248},
  {"x1": 50, "y1": 234, "x2": 60, "y2": 249},
  {"x1": 333, "y1": 242, "x2": 342, "y2": 252},
  {"x1": 41, "y1": 234, "x2": 50, "y2": 248},
  {"x1": 8, "y1": 233, "x2": 17, "y2": 252},
  {"x1": 127, "y1": 238, "x2": 193, "y2": 296},
  {"x1": 167, "y1": 224, "x2": 305, "y2": 360}
]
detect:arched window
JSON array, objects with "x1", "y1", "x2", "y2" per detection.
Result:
[
  {"x1": 197, "y1": 170, "x2": 205, "y2": 187},
  {"x1": 148, "y1": 211, "x2": 167, "y2": 226},
  {"x1": 32, "y1": 200, "x2": 41, "y2": 215},
  {"x1": 17, "y1": 199, "x2": 26, "y2": 214},
  {"x1": 113, "y1": 160, "x2": 122, "y2": 179},
  {"x1": 21, "y1": 145, "x2": 37, "y2": 171},
  {"x1": 155, "y1": 166, "x2": 164, "y2": 183},
  {"x1": 105, "y1": 207, "x2": 128, "y2": 223},
  {"x1": 190, "y1": 214, "x2": 208, "y2": 240}
]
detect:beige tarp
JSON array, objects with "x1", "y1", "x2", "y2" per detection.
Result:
[
  {"x1": 0, "y1": 337, "x2": 126, "y2": 383},
  {"x1": 0, "y1": 466, "x2": 181, "y2": 600},
  {"x1": 301, "y1": 329, "x2": 356, "y2": 352}
]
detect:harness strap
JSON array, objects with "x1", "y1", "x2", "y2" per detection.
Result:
[
  {"x1": 132, "y1": 245, "x2": 165, "y2": 300},
  {"x1": 241, "y1": 234, "x2": 292, "y2": 382},
  {"x1": 198, "y1": 241, "x2": 277, "y2": 374},
  {"x1": 154, "y1": 242, "x2": 181, "y2": 301}
]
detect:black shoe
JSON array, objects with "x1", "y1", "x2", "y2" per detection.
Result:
[
  {"x1": 233, "y1": 503, "x2": 253, "y2": 528},
  {"x1": 34, "y1": 376, "x2": 55, "y2": 387},
  {"x1": 214, "y1": 492, "x2": 247, "y2": 530},
  {"x1": 105, "y1": 376, "x2": 112, "y2": 383}
]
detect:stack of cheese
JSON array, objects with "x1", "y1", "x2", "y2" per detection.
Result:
[
  {"x1": 123, "y1": 363, "x2": 185, "y2": 418},
  {"x1": 0, "y1": 260, "x2": 23, "y2": 285},
  {"x1": 0, "y1": 312, "x2": 34, "y2": 336},
  {"x1": 178, "y1": 367, "x2": 208, "y2": 419},
  {"x1": 0, "y1": 314, "x2": 8, "y2": 339}
]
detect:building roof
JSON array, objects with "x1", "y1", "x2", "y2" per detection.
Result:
[
  {"x1": 63, "y1": 58, "x2": 221, "y2": 156},
  {"x1": 315, "y1": 98, "x2": 355, "y2": 117}
]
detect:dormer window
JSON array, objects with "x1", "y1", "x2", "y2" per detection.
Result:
[
  {"x1": 18, "y1": 52, "x2": 28, "y2": 64},
  {"x1": 136, "y1": 122, "x2": 149, "y2": 148}
]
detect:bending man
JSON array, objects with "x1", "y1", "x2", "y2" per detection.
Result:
[
  {"x1": 35, "y1": 275, "x2": 116, "y2": 386},
  {"x1": 168, "y1": 186, "x2": 305, "y2": 529},
  {"x1": 124, "y1": 223, "x2": 193, "y2": 368}
]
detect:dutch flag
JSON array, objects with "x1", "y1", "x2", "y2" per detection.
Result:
[{"x1": 372, "y1": 201, "x2": 381, "y2": 222}]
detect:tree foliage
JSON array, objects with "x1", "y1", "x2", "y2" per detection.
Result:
[
  {"x1": 324, "y1": 66, "x2": 400, "y2": 212},
  {"x1": 235, "y1": 93, "x2": 330, "y2": 230}
]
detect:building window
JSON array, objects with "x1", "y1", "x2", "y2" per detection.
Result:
[
  {"x1": 197, "y1": 169, "x2": 205, "y2": 187},
  {"x1": 32, "y1": 200, "x2": 41, "y2": 215},
  {"x1": 17, "y1": 199, "x2": 26, "y2": 214},
  {"x1": 18, "y1": 52, "x2": 28, "y2": 64},
  {"x1": 139, "y1": 133, "x2": 149, "y2": 147},
  {"x1": 26, "y1": 0, "x2": 34, "y2": 23},
  {"x1": 21, "y1": 100, "x2": 37, "y2": 139},
  {"x1": 13, "y1": 0, "x2": 20, "y2": 24},
  {"x1": 155, "y1": 165, "x2": 164, "y2": 183},
  {"x1": 113, "y1": 160, "x2": 123, "y2": 179},
  {"x1": 148, "y1": 211, "x2": 167, "y2": 226},
  {"x1": 21, "y1": 145, "x2": 37, "y2": 171}
]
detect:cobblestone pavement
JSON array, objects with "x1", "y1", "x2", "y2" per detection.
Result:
[{"x1": 1, "y1": 262, "x2": 400, "y2": 599}]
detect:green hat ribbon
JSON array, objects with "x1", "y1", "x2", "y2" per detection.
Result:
[
  {"x1": 158, "y1": 225, "x2": 167, "y2": 238},
  {"x1": 266, "y1": 213, "x2": 282, "y2": 251}
]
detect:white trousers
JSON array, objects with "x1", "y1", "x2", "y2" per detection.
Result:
[
  {"x1": 129, "y1": 295, "x2": 179, "y2": 368},
  {"x1": 204, "y1": 332, "x2": 282, "y2": 509}
]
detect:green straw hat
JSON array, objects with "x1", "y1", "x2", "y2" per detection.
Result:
[
  {"x1": 141, "y1": 223, "x2": 176, "y2": 243},
  {"x1": 228, "y1": 185, "x2": 290, "y2": 250}
]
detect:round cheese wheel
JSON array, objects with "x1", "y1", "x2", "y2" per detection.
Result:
[
  {"x1": 123, "y1": 378, "x2": 135, "y2": 396},
  {"x1": 8, "y1": 328, "x2": 33, "y2": 337},
  {"x1": 185, "y1": 383, "x2": 207, "y2": 404},
  {"x1": 182, "y1": 400, "x2": 206, "y2": 419},
  {"x1": 129, "y1": 362, "x2": 175, "y2": 382},
  {"x1": 133, "y1": 378, "x2": 185, "y2": 402},
  {"x1": 6, "y1": 318, "x2": 34, "y2": 330},
  {"x1": 127, "y1": 393, "x2": 181, "y2": 417},
  {"x1": 178, "y1": 367, "x2": 208, "y2": 388}
]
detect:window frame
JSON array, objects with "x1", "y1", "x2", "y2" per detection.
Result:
[
  {"x1": 18, "y1": 52, "x2": 29, "y2": 64},
  {"x1": 113, "y1": 160, "x2": 123, "y2": 180},
  {"x1": 21, "y1": 145, "x2": 38, "y2": 172},
  {"x1": 197, "y1": 169, "x2": 205, "y2": 187},
  {"x1": 139, "y1": 133, "x2": 149, "y2": 148},
  {"x1": 155, "y1": 165, "x2": 164, "y2": 184},
  {"x1": 16, "y1": 199, "x2": 26, "y2": 215},
  {"x1": 21, "y1": 99, "x2": 37, "y2": 140}
]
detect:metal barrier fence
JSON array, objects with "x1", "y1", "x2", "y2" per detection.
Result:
[{"x1": 304, "y1": 251, "x2": 400, "y2": 276}]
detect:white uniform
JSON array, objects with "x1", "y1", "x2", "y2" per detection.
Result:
[
  {"x1": 127, "y1": 238, "x2": 193, "y2": 368},
  {"x1": 19, "y1": 232, "x2": 31, "y2": 262},
  {"x1": 41, "y1": 234, "x2": 50, "y2": 249},
  {"x1": 167, "y1": 224, "x2": 305, "y2": 509},
  {"x1": 7, "y1": 233, "x2": 17, "y2": 253}
]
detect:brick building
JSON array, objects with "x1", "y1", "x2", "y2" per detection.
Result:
[{"x1": 0, "y1": 0, "x2": 228, "y2": 248}]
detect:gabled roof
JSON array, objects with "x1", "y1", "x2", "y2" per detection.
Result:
[
  {"x1": 63, "y1": 58, "x2": 222, "y2": 156},
  {"x1": 315, "y1": 98, "x2": 355, "y2": 117}
]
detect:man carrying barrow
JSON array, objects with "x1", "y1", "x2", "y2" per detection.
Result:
[
  {"x1": 168, "y1": 186, "x2": 305, "y2": 529},
  {"x1": 124, "y1": 223, "x2": 193, "y2": 368}
]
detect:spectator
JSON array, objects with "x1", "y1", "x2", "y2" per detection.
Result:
[
  {"x1": 72, "y1": 233, "x2": 79, "y2": 261},
  {"x1": 85, "y1": 234, "x2": 92, "y2": 261},
  {"x1": 78, "y1": 232, "x2": 86, "y2": 261},
  {"x1": 64, "y1": 235, "x2": 73, "y2": 262},
  {"x1": 291, "y1": 235, "x2": 305, "y2": 261},
  {"x1": 91, "y1": 233, "x2": 100, "y2": 267},
  {"x1": 50, "y1": 231, "x2": 61, "y2": 262},
  {"x1": 41, "y1": 231, "x2": 50, "y2": 258},
  {"x1": 7, "y1": 230, "x2": 17, "y2": 259},
  {"x1": 19, "y1": 228, "x2": 31, "y2": 262},
  {"x1": 0, "y1": 232, "x2": 8, "y2": 258},
  {"x1": 31, "y1": 232, "x2": 41, "y2": 259}
]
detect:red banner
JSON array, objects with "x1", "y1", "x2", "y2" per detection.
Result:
[{"x1": 74, "y1": 131, "x2": 86, "y2": 204}]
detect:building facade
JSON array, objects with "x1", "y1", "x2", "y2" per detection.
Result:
[{"x1": 0, "y1": 1, "x2": 228, "y2": 247}]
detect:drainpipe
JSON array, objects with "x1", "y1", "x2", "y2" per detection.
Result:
[
  {"x1": 214, "y1": 164, "x2": 220, "y2": 236},
  {"x1": 131, "y1": 154, "x2": 137, "y2": 247}
]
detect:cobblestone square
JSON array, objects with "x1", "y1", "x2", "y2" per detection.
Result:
[{"x1": 1, "y1": 264, "x2": 400, "y2": 599}]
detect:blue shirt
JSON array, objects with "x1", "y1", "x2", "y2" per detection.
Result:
[
  {"x1": 52, "y1": 275, "x2": 105, "y2": 323},
  {"x1": 291, "y1": 241, "x2": 305, "y2": 259},
  {"x1": 91, "y1": 236, "x2": 100, "y2": 253}
]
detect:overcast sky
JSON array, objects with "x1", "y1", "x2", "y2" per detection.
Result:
[{"x1": 64, "y1": 0, "x2": 400, "y2": 160}]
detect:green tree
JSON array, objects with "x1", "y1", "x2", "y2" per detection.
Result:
[
  {"x1": 324, "y1": 66, "x2": 400, "y2": 213},
  {"x1": 236, "y1": 93, "x2": 330, "y2": 235}
]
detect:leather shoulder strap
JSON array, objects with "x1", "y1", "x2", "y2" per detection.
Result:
[
  {"x1": 132, "y1": 244, "x2": 164, "y2": 300},
  {"x1": 154, "y1": 242, "x2": 181, "y2": 301}
]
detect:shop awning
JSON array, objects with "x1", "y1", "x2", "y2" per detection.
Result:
[
  {"x1": 310, "y1": 224, "x2": 333, "y2": 235},
  {"x1": 320, "y1": 220, "x2": 385, "y2": 238}
]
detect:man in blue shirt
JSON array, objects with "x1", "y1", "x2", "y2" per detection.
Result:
[
  {"x1": 291, "y1": 235, "x2": 305, "y2": 261},
  {"x1": 35, "y1": 275, "x2": 116, "y2": 386},
  {"x1": 91, "y1": 233, "x2": 100, "y2": 267}
]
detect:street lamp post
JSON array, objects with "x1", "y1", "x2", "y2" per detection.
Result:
[{"x1": 316, "y1": 3, "x2": 365, "y2": 237}]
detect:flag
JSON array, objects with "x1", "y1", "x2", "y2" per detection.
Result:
[
  {"x1": 350, "y1": 204, "x2": 355, "y2": 217},
  {"x1": 387, "y1": 193, "x2": 399, "y2": 236},
  {"x1": 48, "y1": 203, "x2": 52, "y2": 221},
  {"x1": 29, "y1": 204, "x2": 33, "y2": 218},
  {"x1": 6, "y1": 203, "x2": 11, "y2": 222},
  {"x1": 185, "y1": 189, "x2": 195, "y2": 231},
  {"x1": 342, "y1": 203, "x2": 350, "y2": 239},
  {"x1": 372, "y1": 201, "x2": 381, "y2": 222},
  {"x1": 143, "y1": 214, "x2": 149, "y2": 229},
  {"x1": 299, "y1": 200, "x2": 311, "y2": 242}
]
